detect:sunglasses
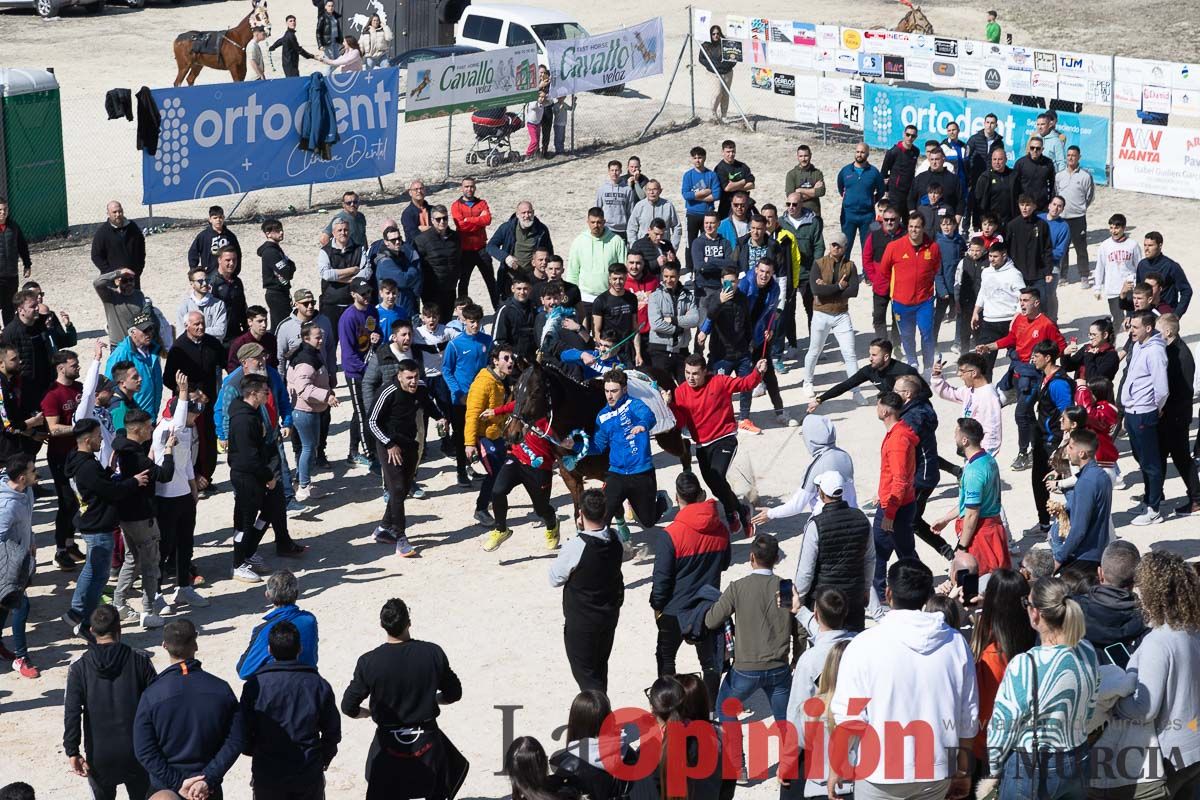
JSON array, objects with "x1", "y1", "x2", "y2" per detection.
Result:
[
  {"x1": 344, "y1": 200, "x2": 359, "y2": 206},
  {"x1": 905, "y1": 132, "x2": 917, "y2": 138},
  {"x1": 1029, "y1": 146, "x2": 1043, "y2": 151},
  {"x1": 785, "y1": 201, "x2": 799, "y2": 207},
  {"x1": 883, "y1": 217, "x2": 899, "y2": 223},
  {"x1": 386, "y1": 237, "x2": 401, "y2": 243},
  {"x1": 193, "y1": 278, "x2": 209, "y2": 285},
  {"x1": 433, "y1": 217, "x2": 448, "y2": 222},
  {"x1": 296, "y1": 300, "x2": 315, "y2": 307}
]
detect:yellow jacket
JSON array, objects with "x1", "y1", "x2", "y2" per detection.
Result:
[
  {"x1": 773, "y1": 226, "x2": 803, "y2": 286},
  {"x1": 464, "y1": 368, "x2": 509, "y2": 445}
]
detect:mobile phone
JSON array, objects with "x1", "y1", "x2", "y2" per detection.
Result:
[
  {"x1": 1070, "y1": 336, "x2": 1078, "y2": 346},
  {"x1": 779, "y1": 579, "x2": 794, "y2": 609},
  {"x1": 955, "y1": 569, "x2": 979, "y2": 603},
  {"x1": 722, "y1": 278, "x2": 735, "y2": 292}
]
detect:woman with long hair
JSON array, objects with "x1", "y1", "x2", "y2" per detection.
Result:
[
  {"x1": 507, "y1": 736, "x2": 578, "y2": 800},
  {"x1": 988, "y1": 576, "x2": 1099, "y2": 800},
  {"x1": 1046, "y1": 405, "x2": 1089, "y2": 491},
  {"x1": 1061, "y1": 317, "x2": 1119, "y2": 386},
  {"x1": 1075, "y1": 376, "x2": 1119, "y2": 477},
  {"x1": 551, "y1": 690, "x2": 630, "y2": 800},
  {"x1": 361, "y1": 14, "x2": 393, "y2": 69},
  {"x1": 630, "y1": 676, "x2": 721, "y2": 800},
  {"x1": 286, "y1": 322, "x2": 339, "y2": 502},
  {"x1": 970, "y1": 569, "x2": 1036, "y2": 791},
  {"x1": 538, "y1": 66, "x2": 554, "y2": 157},
  {"x1": 1113, "y1": 551, "x2": 1200, "y2": 797},
  {"x1": 698, "y1": 25, "x2": 734, "y2": 123},
  {"x1": 319, "y1": 34, "x2": 363, "y2": 73}
]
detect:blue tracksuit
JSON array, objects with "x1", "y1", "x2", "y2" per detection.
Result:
[
  {"x1": 681, "y1": 167, "x2": 722, "y2": 217},
  {"x1": 593, "y1": 394, "x2": 655, "y2": 475},
  {"x1": 442, "y1": 331, "x2": 492, "y2": 405},
  {"x1": 1038, "y1": 213, "x2": 1071, "y2": 265},
  {"x1": 934, "y1": 231, "x2": 965, "y2": 298},
  {"x1": 838, "y1": 162, "x2": 884, "y2": 254},
  {"x1": 235, "y1": 603, "x2": 319, "y2": 679}
]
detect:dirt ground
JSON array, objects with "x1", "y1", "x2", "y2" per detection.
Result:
[{"x1": 2, "y1": 0, "x2": 1199, "y2": 798}]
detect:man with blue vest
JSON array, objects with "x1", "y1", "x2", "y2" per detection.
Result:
[
  {"x1": 236, "y1": 569, "x2": 318, "y2": 679},
  {"x1": 592, "y1": 368, "x2": 671, "y2": 546},
  {"x1": 837, "y1": 143, "x2": 885, "y2": 258}
]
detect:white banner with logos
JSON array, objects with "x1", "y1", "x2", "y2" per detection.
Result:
[
  {"x1": 1111, "y1": 124, "x2": 1200, "y2": 199},
  {"x1": 404, "y1": 46, "x2": 538, "y2": 120},
  {"x1": 547, "y1": 18, "x2": 664, "y2": 97}
]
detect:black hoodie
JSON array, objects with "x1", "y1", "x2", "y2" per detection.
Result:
[
  {"x1": 112, "y1": 433, "x2": 175, "y2": 522},
  {"x1": 1077, "y1": 584, "x2": 1148, "y2": 668},
  {"x1": 64, "y1": 641, "x2": 157, "y2": 783},
  {"x1": 187, "y1": 225, "x2": 241, "y2": 273},
  {"x1": 65, "y1": 449, "x2": 143, "y2": 533},
  {"x1": 258, "y1": 239, "x2": 296, "y2": 296},
  {"x1": 227, "y1": 396, "x2": 279, "y2": 482}
]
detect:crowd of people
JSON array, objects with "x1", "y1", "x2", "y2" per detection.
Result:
[{"x1": 0, "y1": 117, "x2": 1198, "y2": 800}]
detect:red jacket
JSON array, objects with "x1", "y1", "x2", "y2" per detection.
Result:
[
  {"x1": 451, "y1": 196, "x2": 493, "y2": 252},
  {"x1": 626, "y1": 274, "x2": 661, "y2": 333},
  {"x1": 994, "y1": 312, "x2": 1066, "y2": 362},
  {"x1": 670, "y1": 371, "x2": 761, "y2": 446},
  {"x1": 1074, "y1": 388, "x2": 1120, "y2": 465},
  {"x1": 879, "y1": 420, "x2": 918, "y2": 519},
  {"x1": 879, "y1": 235, "x2": 940, "y2": 306}
]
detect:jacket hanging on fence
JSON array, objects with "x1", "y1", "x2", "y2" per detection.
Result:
[
  {"x1": 299, "y1": 73, "x2": 339, "y2": 160},
  {"x1": 136, "y1": 87, "x2": 162, "y2": 156},
  {"x1": 105, "y1": 88, "x2": 133, "y2": 121}
]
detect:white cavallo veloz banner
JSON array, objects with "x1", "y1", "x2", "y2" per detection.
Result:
[{"x1": 546, "y1": 17, "x2": 664, "y2": 96}]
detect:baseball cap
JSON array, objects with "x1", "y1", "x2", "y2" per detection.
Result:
[
  {"x1": 96, "y1": 376, "x2": 116, "y2": 394},
  {"x1": 815, "y1": 471, "x2": 846, "y2": 498},
  {"x1": 350, "y1": 277, "x2": 373, "y2": 296},
  {"x1": 236, "y1": 342, "x2": 265, "y2": 362},
  {"x1": 827, "y1": 230, "x2": 848, "y2": 248},
  {"x1": 131, "y1": 312, "x2": 156, "y2": 333},
  {"x1": 292, "y1": 288, "x2": 315, "y2": 303}
]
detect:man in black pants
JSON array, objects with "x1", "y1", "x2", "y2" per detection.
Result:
[
  {"x1": 668, "y1": 354, "x2": 766, "y2": 535},
  {"x1": 549, "y1": 488, "x2": 625, "y2": 693},
  {"x1": 40, "y1": 349, "x2": 85, "y2": 570},
  {"x1": 650, "y1": 472, "x2": 730, "y2": 704},
  {"x1": 228, "y1": 374, "x2": 305, "y2": 583},
  {"x1": 367, "y1": 359, "x2": 442, "y2": 559},
  {"x1": 64, "y1": 604, "x2": 157, "y2": 800},
  {"x1": 1155, "y1": 314, "x2": 1200, "y2": 516},
  {"x1": 895, "y1": 375, "x2": 954, "y2": 560},
  {"x1": 1032, "y1": 340, "x2": 1074, "y2": 535},
  {"x1": 341, "y1": 598, "x2": 463, "y2": 800}
]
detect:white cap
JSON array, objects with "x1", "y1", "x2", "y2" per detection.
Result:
[{"x1": 815, "y1": 471, "x2": 845, "y2": 498}]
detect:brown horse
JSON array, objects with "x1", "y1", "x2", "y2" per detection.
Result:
[
  {"x1": 509, "y1": 360, "x2": 691, "y2": 520},
  {"x1": 895, "y1": 5, "x2": 934, "y2": 34},
  {"x1": 173, "y1": 0, "x2": 271, "y2": 86}
]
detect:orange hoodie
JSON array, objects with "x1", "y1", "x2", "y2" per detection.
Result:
[
  {"x1": 878, "y1": 420, "x2": 918, "y2": 518},
  {"x1": 879, "y1": 234, "x2": 940, "y2": 306}
]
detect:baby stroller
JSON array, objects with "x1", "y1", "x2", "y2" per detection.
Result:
[{"x1": 466, "y1": 106, "x2": 523, "y2": 168}]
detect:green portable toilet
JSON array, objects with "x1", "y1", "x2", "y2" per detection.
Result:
[{"x1": 0, "y1": 68, "x2": 68, "y2": 240}]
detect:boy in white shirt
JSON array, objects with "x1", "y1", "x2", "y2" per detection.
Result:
[
  {"x1": 1094, "y1": 213, "x2": 1143, "y2": 327},
  {"x1": 414, "y1": 303, "x2": 454, "y2": 446}
]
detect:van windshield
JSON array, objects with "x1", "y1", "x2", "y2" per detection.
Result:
[{"x1": 533, "y1": 22, "x2": 587, "y2": 42}]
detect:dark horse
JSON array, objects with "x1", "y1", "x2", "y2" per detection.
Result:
[
  {"x1": 509, "y1": 360, "x2": 691, "y2": 519},
  {"x1": 173, "y1": 0, "x2": 271, "y2": 86}
]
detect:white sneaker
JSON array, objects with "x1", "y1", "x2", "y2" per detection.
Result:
[
  {"x1": 172, "y1": 585, "x2": 211, "y2": 608},
  {"x1": 140, "y1": 612, "x2": 165, "y2": 629},
  {"x1": 295, "y1": 484, "x2": 311, "y2": 503},
  {"x1": 153, "y1": 593, "x2": 174, "y2": 615},
  {"x1": 752, "y1": 383, "x2": 766, "y2": 398},
  {"x1": 798, "y1": 383, "x2": 815, "y2": 402},
  {"x1": 233, "y1": 563, "x2": 263, "y2": 583},
  {"x1": 1130, "y1": 510, "x2": 1163, "y2": 526},
  {"x1": 118, "y1": 605, "x2": 139, "y2": 624},
  {"x1": 775, "y1": 410, "x2": 799, "y2": 428},
  {"x1": 852, "y1": 389, "x2": 869, "y2": 406}
]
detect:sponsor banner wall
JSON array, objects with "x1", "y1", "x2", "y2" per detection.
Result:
[
  {"x1": 405, "y1": 46, "x2": 538, "y2": 120},
  {"x1": 547, "y1": 18, "x2": 664, "y2": 97},
  {"x1": 863, "y1": 83, "x2": 1109, "y2": 184},
  {"x1": 143, "y1": 70, "x2": 398, "y2": 205},
  {"x1": 1111, "y1": 124, "x2": 1200, "y2": 199}
]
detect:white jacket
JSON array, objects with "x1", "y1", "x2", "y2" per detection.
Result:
[
  {"x1": 974, "y1": 261, "x2": 1024, "y2": 322},
  {"x1": 832, "y1": 609, "x2": 979, "y2": 784}
]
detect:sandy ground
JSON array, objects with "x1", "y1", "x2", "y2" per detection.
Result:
[{"x1": 2, "y1": 0, "x2": 1200, "y2": 797}]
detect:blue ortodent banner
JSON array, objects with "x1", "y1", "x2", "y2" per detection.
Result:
[
  {"x1": 863, "y1": 83, "x2": 1109, "y2": 185},
  {"x1": 142, "y1": 69, "x2": 399, "y2": 204}
]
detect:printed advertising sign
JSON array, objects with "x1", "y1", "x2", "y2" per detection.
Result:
[
  {"x1": 863, "y1": 84, "x2": 1109, "y2": 183},
  {"x1": 404, "y1": 46, "x2": 537, "y2": 120},
  {"x1": 1111, "y1": 124, "x2": 1200, "y2": 199},
  {"x1": 142, "y1": 70, "x2": 398, "y2": 205},
  {"x1": 548, "y1": 18, "x2": 664, "y2": 96}
]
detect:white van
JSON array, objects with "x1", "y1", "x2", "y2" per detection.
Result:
[{"x1": 454, "y1": 3, "x2": 588, "y2": 66}]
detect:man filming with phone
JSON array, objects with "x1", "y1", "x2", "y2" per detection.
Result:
[{"x1": 792, "y1": 472, "x2": 875, "y2": 632}]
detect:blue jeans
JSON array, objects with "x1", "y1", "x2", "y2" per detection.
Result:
[
  {"x1": 841, "y1": 211, "x2": 874, "y2": 259},
  {"x1": 276, "y1": 439, "x2": 295, "y2": 501},
  {"x1": 716, "y1": 664, "x2": 792, "y2": 723},
  {"x1": 891, "y1": 298, "x2": 935, "y2": 377},
  {"x1": 293, "y1": 409, "x2": 321, "y2": 487},
  {"x1": 1000, "y1": 359, "x2": 1040, "y2": 454},
  {"x1": 1126, "y1": 411, "x2": 1163, "y2": 512},
  {"x1": 0, "y1": 591, "x2": 29, "y2": 658},
  {"x1": 70, "y1": 532, "x2": 115, "y2": 624},
  {"x1": 873, "y1": 503, "x2": 917, "y2": 597},
  {"x1": 998, "y1": 744, "x2": 1088, "y2": 800}
]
